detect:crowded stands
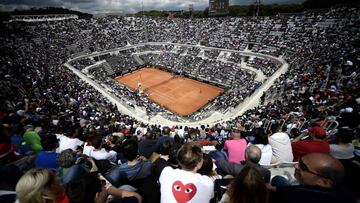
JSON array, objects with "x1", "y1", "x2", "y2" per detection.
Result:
[{"x1": 0, "y1": 6, "x2": 359, "y2": 203}]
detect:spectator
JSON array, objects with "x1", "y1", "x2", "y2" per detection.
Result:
[
  {"x1": 292, "y1": 126, "x2": 330, "y2": 161},
  {"x1": 88, "y1": 136, "x2": 117, "y2": 162},
  {"x1": 159, "y1": 142, "x2": 214, "y2": 203},
  {"x1": 0, "y1": 132, "x2": 17, "y2": 165},
  {"x1": 153, "y1": 140, "x2": 173, "y2": 178},
  {"x1": 208, "y1": 143, "x2": 228, "y2": 161},
  {"x1": 135, "y1": 123, "x2": 147, "y2": 140},
  {"x1": 23, "y1": 124, "x2": 42, "y2": 153},
  {"x1": 105, "y1": 134, "x2": 123, "y2": 151},
  {"x1": 177, "y1": 126, "x2": 184, "y2": 138},
  {"x1": 16, "y1": 168, "x2": 69, "y2": 203},
  {"x1": 56, "y1": 125, "x2": 84, "y2": 153},
  {"x1": 251, "y1": 128, "x2": 273, "y2": 165},
  {"x1": 223, "y1": 129, "x2": 247, "y2": 164},
  {"x1": 156, "y1": 127, "x2": 174, "y2": 151},
  {"x1": 35, "y1": 133, "x2": 59, "y2": 169},
  {"x1": 199, "y1": 125, "x2": 207, "y2": 139},
  {"x1": 66, "y1": 172, "x2": 142, "y2": 203},
  {"x1": 138, "y1": 131, "x2": 157, "y2": 159},
  {"x1": 216, "y1": 145, "x2": 271, "y2": 183},
  {"x1": 82, "y1": 132, "x2": 96, "y2": 157},
  {"x1": 10, "y1": 124, "x2": 32, "y2": 155},
  {"x1": 224, "y1": 165, "x2": 269, "y2": 203},
  {"x1": 268, "y1": 123, "x2": 293, "y2": 162},
  {"x1": 55, "y1": 149, "x2": 82, "y2": 184},
  {"x1": 329, "y1": 127, "x2": 355, "y2": 160},
  {"x1": 162, "y1": 142, "x2": 182, "y2": 170},
  {"x1": 270, "y1": 153, "x2": 356, "y2": 203},
  {"x1": 106, "y1": 138, "x2": 152, "y2": 187},
  {"x1": 197, "y1": 153, "x2": 222, "y2": 181},
  {"x1": 66, "y1": 172, "x2": 106, "y2": 203}
]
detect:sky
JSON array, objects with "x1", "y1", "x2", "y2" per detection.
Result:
[{"x1": 0, "y1": 0, "x2": 305, "y2": 14}]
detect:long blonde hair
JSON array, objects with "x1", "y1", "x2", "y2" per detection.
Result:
[{"x1": 16, "y1": 168, "x2": 64, "y2": 203}]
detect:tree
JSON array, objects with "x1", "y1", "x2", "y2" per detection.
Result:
[{"x1": 302, "y1": 0, "x2": 360, "y2": 9}]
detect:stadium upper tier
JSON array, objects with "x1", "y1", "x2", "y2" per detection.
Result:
[{"x1": 0, "y1": 7, "x2": 359, "y2": 128}]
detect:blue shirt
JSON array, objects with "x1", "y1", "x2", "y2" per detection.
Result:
[
  {"x1": 11, "y1": 135, "x2": 23, "y2": 145},
  {"x1": 209, "y1": 150, "x2": 228, "y2": 161},
  {"x1": 118, "y1": 160, "x2": 152, "y2": 179},
  {"x1": 35, "y1": 151, "x2": 58, "y2": 169},
  {"x1": 156, "y1": 136, "x2": 174, "y2": 150}
]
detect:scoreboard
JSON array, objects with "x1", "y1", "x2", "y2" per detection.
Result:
[{"x1": 209, "y1": 0, "x2": 229, "y2": 16}]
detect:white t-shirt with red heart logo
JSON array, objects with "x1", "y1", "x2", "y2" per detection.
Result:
[{"x1": 159, "y1": 166, "x2": 214, "y2": 203}]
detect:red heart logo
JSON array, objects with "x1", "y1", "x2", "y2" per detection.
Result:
[{"x1": 172, "y1": 180, "x2": 197, "y2": 203}]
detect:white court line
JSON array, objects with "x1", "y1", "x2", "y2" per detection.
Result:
[
  {"x1": 148, "y1": 88, "x2": 177, "y2": 103},
  {"x1": 147, "y1": 78, "x2": 203, "y2": 105},
  {"x1": 129, "y1": 72, "x2": 172, "y2": 88},
  {"x1": 157, "y1": 80, "x2": 213, "y2": 108}
]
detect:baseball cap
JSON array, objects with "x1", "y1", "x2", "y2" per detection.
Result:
[{"x1": 308, "y1": 126, "x2": 326, "y2": 138}]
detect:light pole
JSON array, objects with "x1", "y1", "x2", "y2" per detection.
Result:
[{"x1": 254, "y1": 0, "x2": 261, "y2": 17}]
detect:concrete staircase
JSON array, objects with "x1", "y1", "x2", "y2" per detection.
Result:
[
  {"x1": 103, "y1": 62, "x2": 115, "y2": 76},
  {"x1": 133, "y1": 54, "x2": 145, "y2": 66}
]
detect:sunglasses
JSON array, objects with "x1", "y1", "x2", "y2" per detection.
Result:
[{"x1": 297, "y1": 158, "x2": 329, "y2": 180}]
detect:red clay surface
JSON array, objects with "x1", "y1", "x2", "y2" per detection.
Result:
[{"x1": 115, "y1": 68, "x2": 224, "y2": 116}]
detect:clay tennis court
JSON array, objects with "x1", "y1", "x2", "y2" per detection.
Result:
[{"x1": 115, "y1": 68, "x2": 224, "y2": 116}]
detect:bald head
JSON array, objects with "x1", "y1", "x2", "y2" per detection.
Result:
[
  {"x1": 298, "y1": 153, "x2": 345, "y2": 188},
  {"x1": 245, "y1": 145, "x2": 262, "y2": 164}
]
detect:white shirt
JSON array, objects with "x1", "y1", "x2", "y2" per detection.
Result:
[
  {"x1": 286, "y1": 123, "x2": 298, "y2": 132},
  {"x1": 89, "y1": 148, "x2": 117, "y2": 162},
  {"x1": 330, "y1": 144, "x2": 354, "y2": 159},
  {"x1": 255, "y1": 144, "x2": 273, "y2": 165},
  {"x1": 159, "y1": 167, "x2": 214, "y2": 203},
  {"x1": 177, "y1": 129, "x2": 184, "y2": 138},
  {"x1": 56, "y1": 134, "x2": 84, "y2": 153},
  {"x1": 269, "y1": 132, "x2": 294, "y2": 162},
  {"x1": 135, "y1": 127, "x2": 147, "y2": 139},
  {"x1": 83, "y1": 143, "x2": 94, "y2": 156}
]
